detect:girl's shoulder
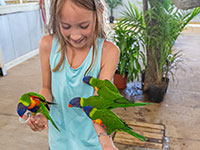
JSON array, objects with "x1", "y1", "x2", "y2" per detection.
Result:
[
  {"x1": 39, "y1": 34, "x2": 54, "y2": 56},
  {"x1": 101, "y1": 40, "x2": 120, "y2": 67},
  {"x1": 102, "y1": 40, "x2": 120, "y2": 58}
]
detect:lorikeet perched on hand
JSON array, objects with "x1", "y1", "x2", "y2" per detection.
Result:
[
  {"x1": 83, "y1": 106, "x2": 146, "y2": 142},
  {"x1": 69, "y1": 95, "x2": 150, "y2": 110},
  {"x1": 17, "y1": 92, "x2": 60, "y2": 132}
]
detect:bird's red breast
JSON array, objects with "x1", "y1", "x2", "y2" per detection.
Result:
[{"x1": 28, "y1": 96, "x2": 41, "y2": 109}]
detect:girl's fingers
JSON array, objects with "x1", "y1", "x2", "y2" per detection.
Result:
[
  {"x1": 27, "y1": 117, "x2": 44, "y2": 131},
  {"x1": 44, "y1": 124, "x2": 49, "y2": 129},
  {"x1": 27, "y1": 117, "x2": 37, "y2": 131},
  {"x1": 35, "y1": 114, "x2": 48, "y2": 127}
]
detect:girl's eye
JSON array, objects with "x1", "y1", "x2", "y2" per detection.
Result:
[
  {"x1": 80, "y1": 24, "x2": 89, "y2": 29},
  {"x1": 62, "y1": 26, "x2": 71, "y2": 30}
]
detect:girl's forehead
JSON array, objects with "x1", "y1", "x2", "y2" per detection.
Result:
[{"x1": 60, "y1": 0, "x2": 94, "y2": 22}]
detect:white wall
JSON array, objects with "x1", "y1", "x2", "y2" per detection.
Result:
[{"x1": 0, "y1": 47, "x2": 3, "y2": 68}]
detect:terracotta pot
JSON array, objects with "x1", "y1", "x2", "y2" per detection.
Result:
[{"x1": 113, "y1": 73, "x2": 128, "y2": 89}]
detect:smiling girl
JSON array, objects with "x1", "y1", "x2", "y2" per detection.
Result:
[{"x1": 27, "y1": 0, "x2": 119, "y2": 149}]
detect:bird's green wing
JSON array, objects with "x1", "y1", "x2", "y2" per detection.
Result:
[
  {"x1": 97, "y1": 86, "x2": 122, "y2": 100},
  {"x1": 104, "y1": 79, "x2": 120, "y2": 94},
  {"x1": 93, "y1": 109, "x2": 125, "y2": 135},
  {"x1": 83, "y1": 96, "x2": 109, "y2": 109},
  {"x1": 89, "y1": 77, "x2": 104, "y2": 88},
  {"x1": 90, "y1": 77, "x2": 120, "y2": 94},
  {"x1": 39, "y1": 103, "x2": 60, "y2": 132},
  {"x1": 112, "y1": 97, "x2": 151, "y2": 108}
]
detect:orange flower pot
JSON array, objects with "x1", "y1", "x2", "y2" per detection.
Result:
[{"x1": 113, "y1": 73, "x2": 128, "y2": 89}]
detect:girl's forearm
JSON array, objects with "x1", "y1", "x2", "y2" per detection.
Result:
[{"x1": 40, "y1": 88, "x2": 53, "y2": 102}]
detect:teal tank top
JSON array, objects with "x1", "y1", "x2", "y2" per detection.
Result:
[{"x1": 49, "y1": 36, "x2": 104, "y2": 150}]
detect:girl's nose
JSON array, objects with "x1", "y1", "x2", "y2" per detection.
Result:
[{"x1": 70, "y1": 34, "x2": 82, "y2": 41}]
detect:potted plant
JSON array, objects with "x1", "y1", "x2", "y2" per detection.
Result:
[
  {"x1": 121, "y1": 0, "x2": 200, "y2": 102},
  {"x1": 119, "y1": 2, "x2": 147, "y2": 89},
  {"x1": 143, "y1": 0, "x2": 200, "y2": 102},
  {"x1": 113, "y1": 19, "x2": 145, "y2": 89},
  {"x1": 105, "y1": 0, "x2": 123, "y2": 23}
]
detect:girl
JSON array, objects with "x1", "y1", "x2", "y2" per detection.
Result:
[{"x1": 27, "y1": 0, "x2": 119, "y2": 149}]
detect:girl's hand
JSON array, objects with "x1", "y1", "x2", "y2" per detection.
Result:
[
  {"x1": 93, "y1": 123, "x2": 119, "y2": 150},
  {"x1": 27, "y1": 113, "x2": 48, "y2": 132}
]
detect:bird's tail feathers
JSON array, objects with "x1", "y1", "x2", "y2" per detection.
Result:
[
  {"x1": 124, "y1": 129, "x2": 146, "y2": 142},
  {"x1": 128, "y1": 102, "x2": 152, "y2": 107},
  {"x1": 49, "y1": 117, "x2": 60, "y2": 132},
  {"x1": 123, "y1": 121, "x2": 132, "y2": 130}
]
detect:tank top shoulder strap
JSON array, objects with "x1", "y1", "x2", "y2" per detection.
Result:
[
  {"x1": 95, "y1": 37, "x2": 104, "y2": 72},
  {"x1": 50, "y1": 36, "x2": 60, "y2": 67}
]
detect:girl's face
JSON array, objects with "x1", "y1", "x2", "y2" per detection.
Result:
[{"x1": 59, "y1": 0, "x2": 96, "y2": 49}]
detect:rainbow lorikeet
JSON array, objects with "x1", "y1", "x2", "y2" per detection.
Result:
[
  {"x1": 83, "y1": 76, "x2": 120, "y2": 95},
  {"x1": 81, "y1": 76, "x2": 151, "y2": 108},
  {"x1": 83, "y1": 106, "x2": 146, "y2": 142},
  {"x1": 83, "y1": 76, "x2": 132, "y2": 101},
  {"x1": 69, "y1": 95, "x2": 150, "y2": 109},
  {"x1": 17, "y1": 92, "x2": 60, "y2": 132}
]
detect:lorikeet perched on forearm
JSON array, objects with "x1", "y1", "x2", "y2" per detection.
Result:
[
  {"x1": 17, "y1": 92, "x2": 60, "y2": 132},
  {"x1": 69, "y1": 95, "x2": 151, "y2": 110},
  {"x1": 83, "y1": 106, "x2": 146, "y2": 142},
  {"x1": 83, "y1": 76, "x2": 120, "y2": 95},
  {"x1": 72, "y1": 76, "x2": 151, "y2": 109}
]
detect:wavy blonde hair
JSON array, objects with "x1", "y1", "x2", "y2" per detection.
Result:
[{"x1": 48, "y1": 0, "x2": 111, "y2": 74}]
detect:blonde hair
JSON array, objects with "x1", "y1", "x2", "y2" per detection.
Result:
[{"x1": 48, "y1": 0, "x2": 111, "y2": 74}]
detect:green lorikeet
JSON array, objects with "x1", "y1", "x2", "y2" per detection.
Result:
[
  {"x1": 69, "y1": 95, "x2": 151, "y2": 110},
  {"x1": 17, "y1": 92, "x2": 60, "y2": 132},
  {"x1": 83, "y1": 106, "x2": 146, "y2": 142},
  {"x1": 83, "y1": 76, "x2": 120, "y2": 95},
  {"x1": 81, "y1": 76, "x2": 151, "y2": 109}
]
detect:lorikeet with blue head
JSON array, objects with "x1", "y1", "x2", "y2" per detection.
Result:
[
  {"x1": 83, "y1": 76, "x2": 120, "y2": 95},
  {"x1": 69, "y1": 95, "x2": 150, "y2": 110},
  {"x1": 80, "y1": 76, "x2": 151, "y2": 109},
  {"x1": 83, "y1": 106, "x2": 146, "y2": 142},
  {"x1": 17, "y1": 92, "x2": 60, "y2": 132}
]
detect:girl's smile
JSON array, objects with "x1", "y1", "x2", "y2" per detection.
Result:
[{"x1": 69, "y1": 36, "x2": 86, "y2": 45}]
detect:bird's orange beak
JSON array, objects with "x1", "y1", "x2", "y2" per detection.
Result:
[
  {"x1": 68, "y1": 104, "x2": 73, "y2": 108},
  {"x1": 82, "y1": 108, "x2": 85, "y2": 112}
]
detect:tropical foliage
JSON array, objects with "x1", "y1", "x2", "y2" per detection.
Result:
[
  {"x1": 113, "y1": 19, "x2": 145, "y2": 81},
  {"x1": 119, "y1": 1, "x2": 200, "y2": 89}
]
